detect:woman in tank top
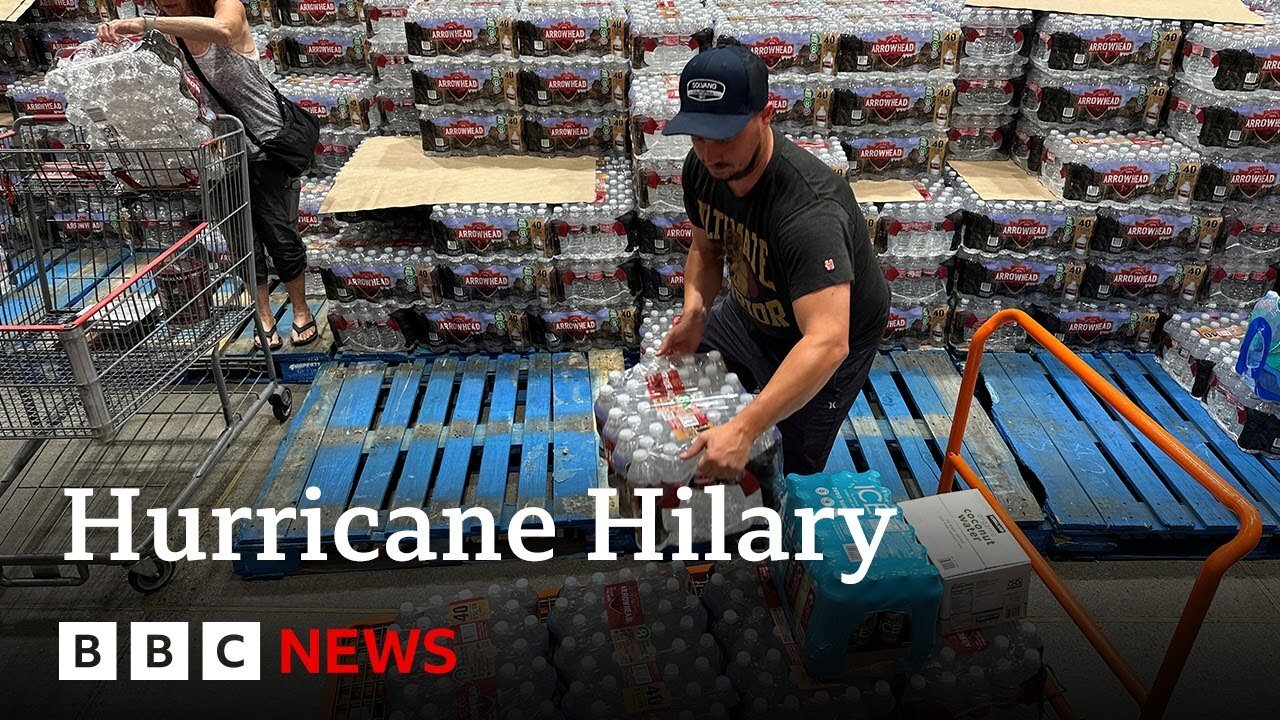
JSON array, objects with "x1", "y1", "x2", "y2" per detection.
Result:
[{"x1": 98, "y1": 0, "x2": 317, "y2": 350}]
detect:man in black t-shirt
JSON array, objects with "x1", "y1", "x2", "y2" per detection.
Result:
[{"x1": 658, "y1": 44, "x2": 890, "y2": 478}]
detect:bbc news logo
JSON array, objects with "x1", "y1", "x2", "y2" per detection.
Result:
[{"x1": 59, "y1": 622, "x2": 457, "y2": 680}]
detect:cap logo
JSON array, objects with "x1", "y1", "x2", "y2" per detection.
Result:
[{"x1": 686, "y1": 78, "x2": 726, "y2": 102}]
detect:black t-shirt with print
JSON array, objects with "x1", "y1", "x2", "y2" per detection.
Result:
[{"x1": 683, "y1": 128, "x2": 890, "y2": 355}]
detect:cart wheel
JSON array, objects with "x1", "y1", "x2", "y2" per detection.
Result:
[
  {"x1": 127, "y1": 558, "x2": 175, "y2": 595},
  {"x1": 270, "y1": 387, "x2": 293, "y2": 423}
]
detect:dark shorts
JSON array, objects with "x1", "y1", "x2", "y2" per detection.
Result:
[
  {"x1": 248, "y1": 159, "x2": 308, "y2": 284},
  {"x1": 699, "y1": 299, "x2": 877, "y2": 477}
]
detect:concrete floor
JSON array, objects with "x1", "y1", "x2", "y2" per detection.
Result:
[{"x1": 1, "y1": 390, "x2": 1279, "y2": 720}]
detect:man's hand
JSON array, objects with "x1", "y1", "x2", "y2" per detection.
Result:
[
  {"x1": 97, "y1": 19, "x2": 146, "y2": 44},
  {"x1": 656, "y1": 310, "x2": 705, "y2": 357},
  {"x1": 681, "y1": 418, "x2": 755, "y2": 479}
]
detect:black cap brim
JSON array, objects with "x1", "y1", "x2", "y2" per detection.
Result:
[{"x1": 661, "y1": 110, "x2": 754, "y2": 141}]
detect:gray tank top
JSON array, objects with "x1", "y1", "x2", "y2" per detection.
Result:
[{"x1": 187, "y1": 42, "x2": 284, "y2": 154}]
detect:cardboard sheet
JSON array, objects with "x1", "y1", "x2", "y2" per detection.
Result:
[
  {"x1": 949, "y1": 160, "x2": 1060, "y2": 202},
  {"x1": 967, "y1": 0, "x2": 1262, "y2": 24},
  {"x1": 319, "y1": 137, "x2": 598, "y2": 213},
  {"x1": 852, "y1": 179, "x2": 930, "y2": 203},
  {"x1": 0, "y1": 0, "x2": 34, "y2": 22}
]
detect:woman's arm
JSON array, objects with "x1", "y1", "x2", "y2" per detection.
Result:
[{"x1": 98, "y1": 0, "x2": 249, "y2": 49}]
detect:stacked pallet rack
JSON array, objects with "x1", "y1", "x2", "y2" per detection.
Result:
[{"x1": 0, "y1": 111, "x2": 291, "y2": 592}]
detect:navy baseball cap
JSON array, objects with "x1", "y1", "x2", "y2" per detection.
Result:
[{"x1": 662, "y1": 45, "x2": 770, "y2": 141}]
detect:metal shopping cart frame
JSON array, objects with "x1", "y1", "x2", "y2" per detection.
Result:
[
  {"x1": 941, "y1": 309, "x2": 1264, "y2": 720},
  {"x1": 0, "y1": 113, "x2": 292, "y2": 592}
]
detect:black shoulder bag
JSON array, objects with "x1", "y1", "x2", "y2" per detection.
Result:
[{"x1": 177, "y1": 38, "x2": 320, "y2": 178}]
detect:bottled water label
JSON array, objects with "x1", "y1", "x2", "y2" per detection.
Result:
[
  {"x1": 830, "y1": 70, "x2": 953, "y2": 129},
  {"x1": 1032, "y1": 13, "x2": 1181, "y2": 74},
  {"x1": 835, "y1": 12, "x2": 961, "y2": 73},
  {"x1": 1034, "y1": 301, "x2": 1162, "y2": 352},
  {"x1": 883, "y1": 302, "x2": 950, "y2": 349},
  {"x1": 1042, "y1": 130, "x2": 1201, "y2": 207},
  {"x1": 517, "y1": 6, "x2": 629, "y2": 59},
  {"x1": 1168, "y1": 80, "x2": 1280, "y2": 150},
  {"x1": 1090, "y1": 205, "x2": 1216, "y2": 255},
  {"x1": 435, "y1": 211, "x2": 527, "y2": 255},
  {"x1": 420, "y1": 302, "x2": 538, "y2": 353},
  {"x1": 954, "y1": 248, "x2": 1081, "y2": 302},
  {"x1": 419, "y1": 110, "x2": 523, "y2": 155},
  {"x1": 1024, "y1": 62, "x2": 1168, "y2": 129},
  {"x1": 30, "y1": 0, "x2": 102, "y2": 23},
  {"x1": 276, "y1": 0, "x2": 366, "y2": 27},
  {"x1": 7, "y1": 75, "x2": 68, "y2": 116},
  {"x1": 1081, "y1": 253, "x2": 1204, "y2": 304},
  {"x1": 39, "y1": 24, "x2": 98, "y2": 64},
  {"x1": 407, "y1": 6, "x2": 517, "y2": 59},
  {"x1": 277, "y1": 73, "x2": 378, "y2": 129},
  {"x1": 642, "y1": 252, "x2": 686, "y2": 303},
  {"x1": 959, "y1": 201, "x2": 1075, "y2": 255},
  {"x1": 411, "y1": 58, "x2": 518, "y2": 110},
  {"x1": 1196, "y1": 153, "x2": 1280, "y2": 205},
  {"x1": 519, "y1": 58, "x2": 629, "y2": 111},
  {"x1": 842, "y1": 132, "x2": 946, "y2": 180},
  {"x1": 438, "y1": 254, "x2": 532, "y2": 303},
  {"x1": 715, "y1": 17, "x2": 834, "y2": 75},
  {"x1": 635, "y1": 212, "x2": 695, "y2": 255},
  {"x1": 276, "y1": 26, "x2": 370, "y2": 74},
  {"x1": 537, "y1": 300, "x2": 636, "y2": 351},
  {"x1": 524, "y1": 111, "x2": 628, "y2": 156}
]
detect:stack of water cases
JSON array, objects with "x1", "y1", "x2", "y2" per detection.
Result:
[
  {"x1": 629, "y1": 0, "x2": 712, "y2": 316},
  {"x1": 407, "y1": 0, "x2": 629, "y2": 158},
  {"x1": 818, "y1": 0, "x2": 959, "y2": 180},
  {"x1": 312, "y1": 158, "x2": 641, "y2": 354}
]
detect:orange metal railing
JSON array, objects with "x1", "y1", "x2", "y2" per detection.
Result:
[{"x1": 938, "y1": 309, "x2": 1263, "y2": 720}]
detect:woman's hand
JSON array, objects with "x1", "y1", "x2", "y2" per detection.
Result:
[{"x1": 97, "y1": 19, "x2": 147, "y2": 44}]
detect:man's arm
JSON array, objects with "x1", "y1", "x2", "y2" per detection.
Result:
[
  {"x1": 736, "y1": 284, "x2": 849, "y2": 436},
  {"x1": 683, "y1": 283, "x2": 850, "y2": 477}
]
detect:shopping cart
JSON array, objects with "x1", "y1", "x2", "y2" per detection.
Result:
[
  {"x1": 0, "y1": 114, "x2": 292, "y2": 592},
  {"x1": 941, "y1": 309, "x2": 1264, "y2": 719}
]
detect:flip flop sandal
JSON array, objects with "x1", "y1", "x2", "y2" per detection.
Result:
[
  {"x1": 292, "y1": 319, "x2": 319, "y2": 347},
  {"x1": 255, "y1": 323, "x2": 283, "y2": 351}
]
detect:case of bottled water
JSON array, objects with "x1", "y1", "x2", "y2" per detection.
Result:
[
  {"x1": 1031, "y1": 300, "x2": 1164, "y2": 352},
  {"x1": 958, "y1": 7, "x2": 1034, "y2": 61},
  {"x1": 955, "y1": 57, "x2": 1027, "y2": 110},
  {"x1": 535, "y1": 297, "x2": 638, "y2": 351},
  {"x1": 277, "y1": 73, "x2": 379, "y2": 129},
  {"x1": 406, "y1": 1, "x2": 519, "y2": 59},
  {"x1": 369, "y1": 32, "x2": 410, "y2": 83},
  {"x1": 883, "y1": 302, "x2": 951, "y2": 349},
  {"x1": 1167, "y1": 79, "x2": 1280, "y2": 151},
  {"x1": 1032, "y1": 13, "x2": 1181, "y2": 75},
  {"x1": 1011, "y1": 114, "x2": 1052, "y2": 174},
  {"x1": 1219, "y1": 205, "x2": 1280, "y2": 258},
  {"x1": 949, "y1": 294, "x2": 1027, "y2": 350},
  {"x1": 1080, "y1": 252, "x2": 1208, "y2": 306},
  {"x1": 947, "y1": 107, "x2": 1016, "y2": 160},
  {"x1": 38, "y1": 23, "x2": 96, "y2": 65},
  {"x1": 954, "y1": 247, "x2": 1085, "y2": 303},
  {"x1": 1195, "y1": 150, "x2": 1280, "y2": 205},
  {"x1": 634, "y1": 211, "x2": 694, "y2": 255},
  {"x1": 523, "y1": 110, "x2": 628, "y2": 156},
  {"x1": 629, "y1": 72, "x2": 684, "y2": 157},
  {"x1": 829, "y1": 70, "x2": 954, "y2": 131},
  {"x1": 418, "y1": 109, "x2": 524, "y2": 154},
  {"x1": 882, "y1": 253, "x2": 951, "y2": 305},
  {"x1": 364, "y1": 0, "x2": 413, "y2": 36},
  {"x1": 1208, "y1": 256, "x2": 1280, "y2": 308},
  {"x1": 833, "y1": 10, "x2": 961, "y2": 74},
  {"x1": 1161, "y1": 309, "x2": 1247, "y2": 397},
  {"x1": 28, "y1": 0, "x2": 102, "y2": 23},
  {"x1": 636, "y1": 156, "x2": 686, "y2": 212},
  {"x1": 6, "y1": 74, "x2": 66, "y2": 116},
  {"x1": 518, "y1": 57, "x2": 628, "y2": 111},
  {"x1": 881, "y1": 187, "x2": 962, "y2": 257},
  {"x1": 629, "y1": 0, "x2": 714, "y2": 71},
  {"x1": 411, "y1": 57, "x2": 519, "y2": 109},
  {"x1": 1089, "y1": 204, "x2": 1221, "y2": 256},
  {"x1": 641, "y1": 251, "x2": 686, "y2": 303},
  {"x1": 842, "y1": 131, "x2": 948, "y2": 180},
  {"x1": 274, "y1": 26, "x2": 371, "y2": 73},
  {"x1": 1181, "y1": 14, "x2": 1280, "y2": 93},
  {"x1": 1023, "y1": 62, "x2": 1168, "y2": 130},
  {"x1": 1039, "y1": 130, "x2": 1202, "y2": 208},
  {"x1": 771, "y1": 470, "x2": 942, "y2": 680}
]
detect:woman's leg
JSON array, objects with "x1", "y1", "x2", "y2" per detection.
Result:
[{"x1": 247, "y1": 159, "x2": 315, "y2": 343}]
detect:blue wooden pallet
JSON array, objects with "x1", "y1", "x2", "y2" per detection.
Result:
[
  {"x1": 823, "y1": 350, "x2": 1049, "y2": 545},
  {"x1": 232, "y1": 350, "x2": 622, "y2": 579},
  {"x1": 983, "y1": 351, "x2": 1280, "y2": 559}
]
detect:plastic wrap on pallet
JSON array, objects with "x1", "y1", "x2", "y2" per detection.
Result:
[
  {"x1": 946, "y1": 106, "x2": 1016, "y2": 161},
  {"x1": 958, "y1": 7, "x2": 1034, "y2": 60}
]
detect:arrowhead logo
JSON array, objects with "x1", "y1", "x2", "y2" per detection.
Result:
[
  {"x1": 455, "y1": 221, "x2": 504, "y2": 250},
  {"x1": 428, "y1": 20, "x2": 475, "y2": 52},
  {"x1": 1126, "y1": 218, "x2": 1175, "y2": 247},
  {"x1": 749, "y1": 36, "x2": 796, "y2": 69},
  {"x1": 1087, "y1": 33, "x2": 1135, "y2": 66},
  {"x1": 1245, "y1": 108, "x2": 1280, "y2": 143},
  {"x1": 436, "y1": 71, "x2": 480, "y2": 99},
  {"x1": 864, "y1": 89, "x2": 911, "y2": 120},
  {"x1": 857, "y1": 140, "x2": 906, "y2": 170},
  {"x1": 1065, "y1": 315, "x2": 1115, "y2": 336},
  {"x1": 1101, "y1": 165, "x2": 1152, "y2": 198},
  {"x1": 1000, "y1": 218, "x2": 1050, "y2": 249},
  {"x1": 1229, "y1": 164, "x2": 1279, "y2": 197},
  {"x1": 869, "y1": 34, "x2": 918, "y2": 67},
  {"x1": 547, "y1": 120, "x2": 590, "y2": 148},
  {"x1": 545, "y1": 21, "x2": 588, "y2": 51},
  {"x1": 1077, "y1": 88, "x2": 1123, "y2": 119}
]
